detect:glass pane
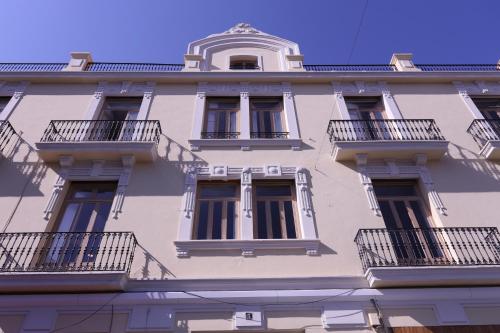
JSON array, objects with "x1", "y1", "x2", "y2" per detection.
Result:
[
  {"x1": 270, "y1": 201, "x2": 282, "y2": 239},
  {"x1": 373, "y1": 183, "x2": 417, "y2": 197},
  {"x1": 229, "y1": 112, "x2": 237, "y2": 132},
  {"x1": 226, "y1": 201, "x2": 235, "y2": 239},
  {"x1": 255, "y1": 185, "x2": 292, "y2": 197},
  {"x1": 409, "y1": 200, "x2": 430, "y2": 229},
  {"x1": 263, "y1": 112, "x2": 272, "y2": 133},
  {"x1": 199, "y1": 184, "x2": 237, "y2": 198},
  {"x1": 206, "y1": 111, "x2": 216, "y2": 132},
  {"x1": 217, "y1": 111, "x2": 226, "y2": 132},
  {"x1": 211, "y1": 201, "x2": 223, "y2": 239},
  {"x1": 378, "y1": 200, "x2": 398, "y2": 229},
  {"x1": 96, "y1": 189, "x2": 115, "y2": 200},
  {"x1": 56, "y1": 203, "x2": 79, "y2": 232},
  {"x1": 379, "y1": 201, "x2": 408, "y2": 259},
  {"x1": 92, "y1": 202, "x2": 112, "y2": 232},
  {"x1": 284, "y1": 201, "x2": 296, "y2": 239},
  {"x1": 72, "y1": 203, "x2": 95, "y2": 232},
  {"x1": 473, "y1": 98, "x2": 500, "y2": 120},
  {"x1": 73, "y1": 190, "x2": 93, "y2": 199},
  {"x1": 256, "y1": 201, "x2": 267, "y2": 239},
  {"x1": 196, "y1": 202, "x2": 209, "y2": 239},
  {"x1": 273, "y1": 112, "x2": 283, "y2": 132},
  {"x1": 251, "y1": 111, "x2": 260, "y2": 132},
  {"x1": 394, "y1": 201, "x2": 414, "y2": 230},
  {"x1": 0, "y1": 97, "x2": 10, "y2": 113}
]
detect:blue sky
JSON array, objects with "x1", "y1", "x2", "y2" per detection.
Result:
[{"x1": 1, "y1": 0, "x2": 499, "y2": 64}]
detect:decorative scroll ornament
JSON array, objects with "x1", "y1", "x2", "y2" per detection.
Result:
[
  {"x1": 241, "y1": 168, "x2": 252, "y2": 218},
  {"x1": 223, "y1": 23, "x2": 263, "y2": 35},
  {"x1": 183, "y1": 167, "x2": 197, "y2": 218},
  {"x1": 296, "y1": 168, "x2": 312, "y2": 217}
]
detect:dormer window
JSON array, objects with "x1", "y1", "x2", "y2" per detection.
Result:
[{"x1": 229, "y1": 56, "x2": 259, "y2": 70}]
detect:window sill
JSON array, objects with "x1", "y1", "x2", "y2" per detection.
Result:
[
  {"x1": 174, "y1": 239, "x2": 320, "y2": 257},
  {"x1": 189, "y1": 138, "x2": 302, "y2": 151}
]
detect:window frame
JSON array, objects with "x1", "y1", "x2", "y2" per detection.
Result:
[
  {"x1": 250, "y1": 97, "x2": 288, "y2": 138},
  {"x1": 202, "y1": 97, "x2": 240, "y2": 138},
  {"x1": 228, "y1": 55, "x2": 262, "y2": 71}
]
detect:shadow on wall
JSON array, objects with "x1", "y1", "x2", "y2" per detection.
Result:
[
  {"x1": 0, "y1": 133, "x2": 47, "y2": 197},
  {"x1": 131, "y1": 243, "x2": 176, "y2": 280}
]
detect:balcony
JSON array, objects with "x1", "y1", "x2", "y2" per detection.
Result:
[
  {"x1": 467, "y1": 119, "x2": 500, "y2": 159},
  {"x1": 355, "y1": 227, "x2": 500, "y2": 287},
  {"x1": 36, "y1": 120, "x2": 162, "y2": 162},
  {"x1": 0, "y1": 231, "x2": 137, "y2": 292},
  {"x1": 0, "y1": 121, "x2": 16, "y2": 154},
  {"x1": 328, "y1": 119, "x2": 448, "y2": 161}
]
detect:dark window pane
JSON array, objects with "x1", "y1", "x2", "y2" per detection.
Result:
[
  {"x1": 270, "y1": 201, "x2": 282, "y2": 239},
  {"x1": 255, "y1": 185, "x2": 292, "y2": 197},
  {"x1": 226, "y1": 201, "x2": 235, "y2": 239},
  {"x1": 379, "y1": 200, "x2": 398, "y2": 229},
  {"x1": 72, "y1": 203, "x2": 95, "y2": 232},
  {"x1": 256, "y1": 201, "x2": 267, "y2": 239},
  {"x1": 217, "y1": 111, "x2": 226, "y2": 132},
  {"x1": 394, "y1": 201, "x2": 413, "y2": 229},
  {"x1": 199, "y1": 185, "x2": 237, "y2": 198},
  {"x1": 284, "y1": 201, "x2": 296, "y2": 239},
  {"x1": 211, "y1": 202, "x2": 223, "y2": 239},
  {"x1": 196, "y1": 202, "x2": 209, "y2": 239},
  {"x1": 96, "y1": 189, "x2": 115, "y2": 200},
  {"x1": 373, "y1": 183, "x2": 416, "y2": 197},
  {"x1": 263, "y1": 111, "x2": 272, "y2": 132},
  {"x1": 73, "y1": 190, "x2": 93, "y2": 199},
  {"x1": 92, "y1": 203, "x2": 112, "y2": 232}
]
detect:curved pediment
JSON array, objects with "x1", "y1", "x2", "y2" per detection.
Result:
[{"x1": 184, "y1": 23, "x2": 304, "y2": 72}]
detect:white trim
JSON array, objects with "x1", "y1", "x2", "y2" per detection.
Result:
[
  {"x1": 177, "y1": 165, "x2": 317, "y2": 256},
  {"x1": 84, "y1": 81, "x2": 155, "y2": 121},
  {"x1": 355, "y1": 154, "x2": 446, "y2": 216},
  {"x1": 191, "y1": 82, "x2": 301, "y2": 150},
  {"x1": 0, "y1": 81, "x2": 28, "y2": 121},
  {"x1": 43, "y1": 155, "x2": 135, "y2": 220},
  {"x1": 331, "y1": 81, "x2": 403, "y2": 120}
]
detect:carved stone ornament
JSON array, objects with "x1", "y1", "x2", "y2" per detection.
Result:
[{"x1": 223, "y1": 23, "x2": 263, "y2": 35}]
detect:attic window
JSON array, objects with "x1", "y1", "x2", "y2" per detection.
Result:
[{"x1": 229, "y1": 56, "x2": 259, "y2": 70}]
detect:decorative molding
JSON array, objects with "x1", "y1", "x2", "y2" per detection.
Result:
[
  {"x1": 452, "y1": 81, "x2": 500, "y2": 119},
  {"x1": 43, "y1": 156, "x2": 135, "y2": 220},
  {"x1": 177, "y1": 165, "x2": 317, "y2": 255},
  {"x1": 355, "y1": 154, "x2": 446, "y2": 216},
  {"x1": 223, "y1": 23, "x2": 264, "y2": 35},
  {"x1": 0, "y1": 81, "x2": 28, "y2": 121}
]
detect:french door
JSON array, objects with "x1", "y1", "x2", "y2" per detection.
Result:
[
  {"x1": 345, "y1": 97, "x2": 390, "y2": 140},
  {"x1": 42, "y1": 182, "x2": 117, "y2": 268},
  {"x1": 372, "y1": 180, "x2": 442, "y2": 265},
  {"x1": 97, "y1": 97, "x2": 142, "y2": 141}
]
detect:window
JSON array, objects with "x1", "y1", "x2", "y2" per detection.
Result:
[
  {"x1": 46, "y1": 182, "x2": 117, "y2": 265},
  {"x1": 472, "y1": 98, "x2": 500, "y2": 120},
  {"x1": 372, "y1": 180, "x2": 442, "y2": 262},
  {"x1": 250, "y1": 98, "x2": 287, "y2": 138},
  {"x1": 0, "y1": 97, "x2": 10, "y2": 115},
  {"x1": 93, "y1": 97, "x2": 143, "y2": 141},
  {"x1": 344, "y1": 97, "x2": 391, "y2": 140},
  {"x1": 202, "y1": 98, "x2": 240, "y2": 139},
  {"x1": 253, "y1": 181, "x2": 298, "y2": 239},
  {"x1": 193, "y1": 182, "x2": 239, "y2": 240},
  {"x1": 229, "y1": 56, "x2": 259, "y2": 70}
]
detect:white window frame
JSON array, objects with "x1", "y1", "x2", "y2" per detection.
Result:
[
  {"x1": 189, "y1": 82, "x2": 301, "y2": 151},
  {"x1": 0, "y1": 81, "x2": 28, "y2": 121},
  {"x1": 355, "y1": 153, "x2": 446, "y2": 219},
  {"x1": 332, "y1": 81, "x2": 403, "y2": 120},
  {"x1": 43, "y1": 155, "x2": 135, "y2": 221},
  {"x1": 84, "y1": 81, "x2": 155, "y2": 121},
  {"x1": 175, "y1": 165, "x2": 319, "y2": 257},
  {"x1": 453, "y1": 81, "x2": 500, "y2": 120}
]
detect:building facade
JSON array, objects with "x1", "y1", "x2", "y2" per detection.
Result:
[{"x1": 0, "y1": 23, "x2": 500, "y2": 333}]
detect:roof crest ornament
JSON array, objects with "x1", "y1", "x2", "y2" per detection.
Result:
[{"x1": 223, "y1": 23, "x2": 264, "y2": 35}]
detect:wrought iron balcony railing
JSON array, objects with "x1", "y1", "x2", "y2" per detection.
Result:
[
  {"x1": 467, "y1": 119, "x2": 500, "y2": 147},
  {"x1": 327, "y1": 119, "x2": 445, "y2": 142},
  {"x1": 0, "y1": 232, "x2": 137, "y2": 273},
  {"x1": 0, "y1": 121, "x2": 16, "y2": 152},
  {"x1": 355, "y1": 227, "x2": 500, "y2": 271},
  {"x1": 201, "y1": 131, "x2": 240, "y2": 139},
  {"x1": 40, "y1": 120, "x2": 162, "y2": 144},
  {"x1": 250, "y1": 131, "x2": 289, "y2": 139},
  {"x1": 304, "y1": 64, "x2": 396, "y2": 72}
]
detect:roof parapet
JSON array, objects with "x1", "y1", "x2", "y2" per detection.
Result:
[
  {"x1": 63, "y1": 52, "x2": 93, "y2": 72},
  {"x1": 390, "y1": 53, "x2": 421, "y2": 72}
]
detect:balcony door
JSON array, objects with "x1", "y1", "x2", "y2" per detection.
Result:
[
  {"x1": 372, "y1": 180, "x2": 442, "y2": 264},
  {"x1": 42, "y1": 182, "x2": 117, "y2": 268},
  {"x1": 250, "y1": 98, "x2": 286, "y2": 138},
  {"x1": 203, "y1": 98, "x2": 239, "y2": 138},
  {"x1": 473, "y1": 98, "x2": 500, "y2": 120},
  {"x1": 345, "y1": 97, "x2": 390, "y2": 140},
  {"x1": 97, "y1": 97, "x2": 142, "y2": 141}
]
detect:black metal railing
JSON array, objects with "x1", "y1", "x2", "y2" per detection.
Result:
[
  {"x1": 416, "y1": 64, "x2": 500, "y2": 72},
  {"x1": 304, "y1": 64, "x2": 396, "y2": 72},
  {"x1": 40, "y1": 120, "x2": 162, "y2": 144},
  {"x1": 0, "y1": 232, "x2": 137, "y2": 272},
  {"x1": 85, "y1": 62, "x2": 184, "y2": 72},
  {"x1": 355, "y1": 227, "x2": 500, "y2": 271},
  {"x1": 250, "y1": 132, "x2": 289, "y2": 139},
  {"x1": 201, "y1": 131, "x2": 240, "y2": 139},
  {"x1": 467, "y1": 119, "x2": 500, "y2": 148},
  {"x1": 229, "y1": 64, "x2": 261, "y2": 70},
  {"x1": 0, "y1": 63, "x2": 67, "y2": 72},
  {"x1": 327, "y1": 119, "x2": 445, "y2": 142},
  {"x1": 0, "y1": 121, "x2": 16, "y2": 152}
]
